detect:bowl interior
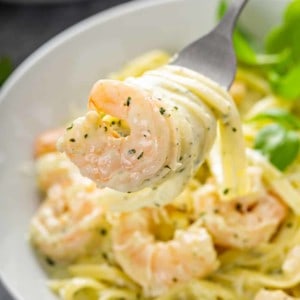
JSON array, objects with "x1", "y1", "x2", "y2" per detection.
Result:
[{"x1": 0, "y1": 0, "x2": 287, "y2": 299}]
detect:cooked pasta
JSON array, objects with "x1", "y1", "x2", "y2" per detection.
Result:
[
  {"x1": 57, "y1": 63, "x2": 248, "y2": 211},
  {"x1": 30, "y1": 20, "x2": 300, "y2": 300}
]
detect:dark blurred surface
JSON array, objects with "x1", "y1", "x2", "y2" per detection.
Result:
[
  {"x1": 0, "y1": 0, "x2": 131, "y2": 68},
  {"x1": 0, "y1": 0, "x2": 131, "y2": 299}
]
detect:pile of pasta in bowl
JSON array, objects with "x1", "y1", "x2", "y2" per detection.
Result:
[{"x1": 29, "y1": 1, "x2": 300, "y2": 299}]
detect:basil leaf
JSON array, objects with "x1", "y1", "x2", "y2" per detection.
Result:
[
  {"x1": 250, "y1": 108, "x2": 300, "y2": 130},
  {"x1": 233, "y1": 31, "x2": 257, "y2": 65},
  {"x1": 217, "y1": 1, "x2": 281, "y2": 66},
  {"x1": 284, "y1": 0, "x2": 300, "y2": 27},
  {"x1": 273, "y1": 63, "x2": 300, "y2": 100},
  {"x1": 217, "y1": 0, "x2": 227, "y2": 20},
  {"x1": 265, "y1": 26, "x2": 288, "y2": 54},
  {"x1": 0, "y1": 57, "x2": 13, "y2": 86},
  {"x1": 254, "y1": 124, "x2": 300, "y2": 171}
]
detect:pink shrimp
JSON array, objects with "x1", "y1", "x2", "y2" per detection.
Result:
[{"x1": 58, "y1": 80, "x2": 180, "y2": 193}]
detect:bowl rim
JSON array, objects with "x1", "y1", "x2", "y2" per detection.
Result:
[
  {"x1": 0, "y1": 1, "x2": 185, "y2": 299},
  {"x1": 0, "y1": 0, "x2": 181, "y2": 103}
]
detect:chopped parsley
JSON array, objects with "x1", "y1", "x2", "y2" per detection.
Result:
[
  {"x1": 45, "y1": 256, "x2": 55, "y2": 266},
  {"x1": 235, "y1": 202, "x2": 242, "y2": 212},
  {"x1": 99, "y1": 228, "x2": 107, "y2": 236},
  {"x1": 124, "y1": 97, "x2": 131, "y2": 106},
  {"x1": 137, "y1": 152, "x2": 144, "y2": 159},
  {"x1": 223, "y1": 188, "x2": 229, "y2": 195},
  {"x1": 128, "y1": 149, "x2": 136, "y2": 154},
  {"x1": 66, "y1": 124, "x2": 73, "y2": 130},
  {"x1": 159, "y1": 107, "x2": 166, "y2": 115}
]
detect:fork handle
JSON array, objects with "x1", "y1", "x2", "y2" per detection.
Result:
[{"x1": 215, "y1": 0, "x2": 249, "y2": 37}]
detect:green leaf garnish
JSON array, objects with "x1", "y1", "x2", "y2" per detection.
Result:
[
  {"x1": 254, "y1": 124, "x2": 300, "y2": 171},
  {"x1": 249, "y1": 108, "x2": 300, "y2": 130},
  {"x1": 217, "y1": 1, "x2": 283, "y2": 67},
  {"x1": 0, "y1": 57, "x2": 13, "y2": 86},
  {"x1": 272, "y1": 63, "x2": 300, "y2": 100},
  {"x1": 265, "y1": 0, "x2": 300, "y2": 100},
  {"x1": 217, "y1": 0, "x2": 228, "y2": 20},
  {"x1": 233, "y1": 31, "x2": 257, "y2": 65}
]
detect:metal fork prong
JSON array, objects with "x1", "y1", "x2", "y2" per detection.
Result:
[
  {"x1": 171, "y1": 0, "x2": 249, "y2": 90},
  {"x1": 215, "y1": 0, "x2": 249, "y2": 36}
]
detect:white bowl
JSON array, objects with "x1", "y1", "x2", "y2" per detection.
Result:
[{"x1": 0, "y1": 0, "x2": 288, "y2": 299}]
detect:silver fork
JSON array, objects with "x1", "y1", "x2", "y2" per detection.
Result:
[{"x1": 172, "y1": 0, "x2": 249, "y2": 89}]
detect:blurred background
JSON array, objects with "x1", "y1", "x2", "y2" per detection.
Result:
[
  {"x1": 0, "y1": 1, "x2": 133, "y2": 299},
  {"x1": 0, "y1": 0, "x2": 131, "y2": 87}
]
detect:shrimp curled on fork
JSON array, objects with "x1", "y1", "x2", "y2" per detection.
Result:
[
  {"x1": 193, "y1": 167, "x2": 287, "y2": 249},
  {"x1": 30, "y1": 176, "x2": 106, "y2": 263},
  {"x1": 57, "y1": 79, "x2": 180, "y2": 193},
  {"x1": 111, "y1": 208, "x2": 219, "y2": 297}
]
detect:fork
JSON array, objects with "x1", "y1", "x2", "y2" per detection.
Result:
[{"x1": 172, "y1": 0, "x2": 249, "y2": 89}]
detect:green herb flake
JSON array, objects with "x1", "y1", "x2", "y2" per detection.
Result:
[
  {"x1": 69, "y1": 138, "x2": 76, "y2": 143},
  {"x1": 137, "y1": 152, "x2": 144, "y2": 160},
  {"x1": 124, "y1": 97, "x2": 131, "y2": 106},
  {"x1": 223, "y1": 188, "x2": 230, "y2": 195},
  {"x1": 66, "y1": 124, "x2": 73, "y2": 130},
  {"x1": 128, "y1": 149, "x2": 136, "y2": 154},
  {"x1": 286, "y1": 222, "x2": 293, "y2": 228},
  {"x1": 235, "y1": 202, "x2": 242, "y2": 212},
  {"x1": 99, "y1": 228, "x2": 107, "y2": 236},
  {"x1": 45, "y1": 256, "x2": 55, "y2": 266},
  {"x1": 159, "y1": 107, "x2": 166, "y2": 115}
]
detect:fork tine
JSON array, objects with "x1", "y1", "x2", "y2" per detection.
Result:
[{"x1": 171, "y1": 0, "x2": 249, "y2": 89}]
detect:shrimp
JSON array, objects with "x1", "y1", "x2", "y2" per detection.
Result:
[
  {"x1": 254, "y1": 289, "x2": 297, "y2": 300},
  {"x1": 111, "y1": 207, "x2": 219, "y2": 297},
  {"x1": 30, "y1": 176, "x2": 106, "y2": 263},
  {"x1": 193, "y1": 167, "x2": 287, "y2": 249},
  {"x1": 57, "y1": 79, "x2": 180, "y2": 193},
  {"x1": 34, "y1": 128, "x2": 65, "y2": 158}
]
